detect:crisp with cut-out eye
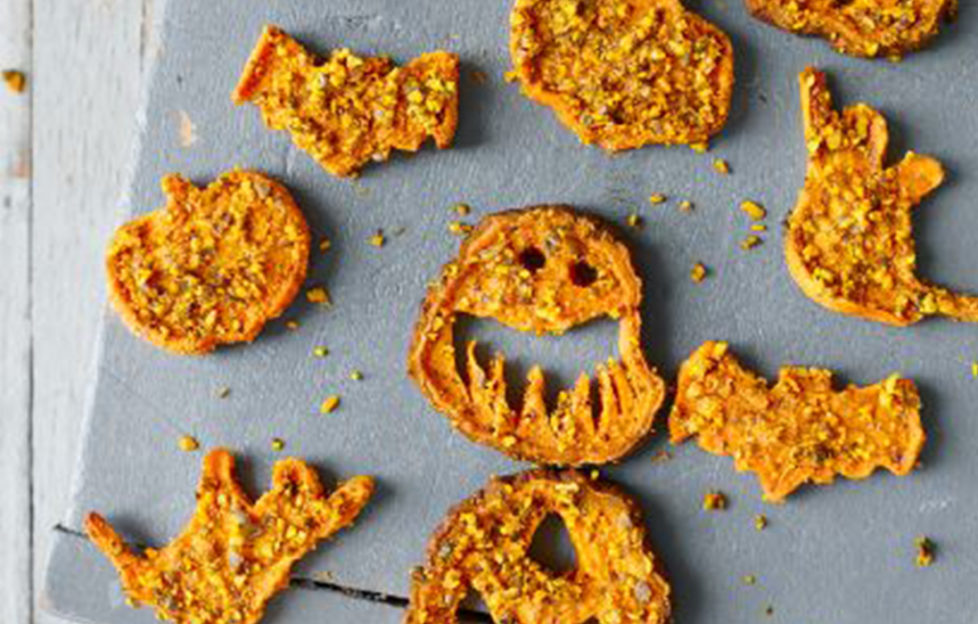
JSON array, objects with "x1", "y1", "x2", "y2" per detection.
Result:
[
  {"x1": 408, "y1": 206, "x2": 665, "y2": 465},
  {"x1": 404, "y1": 470, "x2": 671, "y2": 624}
]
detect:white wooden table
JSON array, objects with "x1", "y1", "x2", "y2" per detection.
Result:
[{"x1": 1, "y1": 1, "x2": 155, "y2": 621}]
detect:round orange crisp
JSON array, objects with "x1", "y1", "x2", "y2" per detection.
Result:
[
  {"x1": 509, "y1": 0, "x2": 735, "y2": 151},
  {"x1": 405, "y1": 470, "x2": 671, "y2": 624},
  {"x1": 407, "y1": 206, "x2": 666, "y2": 466},
  {"x1": 106, "y1": 171, "x2": 310, "y2": 354}
]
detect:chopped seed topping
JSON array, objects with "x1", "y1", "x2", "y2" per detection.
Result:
[
  {"x1": 649, "y1": 194, "x2": 667, "y2": 205},
  {"x1": 349, "y1": 370, "x2": 364, "y2": 381},
  {"x1": 271, "y1": 438, "x2": 286, "y2": 452},
  {"x1": 179, "y1": 435, "x2": 200, "y2": 452},
  {"x1": 691, "y1": 263, "x2": 708, "y2": 283},
  {"x1": 320, "y1": 395, "x2": 341, "y2": 414},
  {"x1": 369, "y1": 231, "x2": 386, "y2": 247},
  {"x1": 713, "y1": 159, "x2": 730, "y2": 175},
  {"x1": 740, "y1": 200, "x2": 767, "y2": 221},
  {"x1": 679, "y1": 200, "x2": 694, "y2": 212},
  {"x1": 755, "y1": 514, "x2": 768, "y2": 531},
  {"x1": 751, "y1": 223, "x2": 768, "y2": 232},
  {"x1": 313, "y1": 346, "x2": 329, "y2": 358},
  {"x1": 740, "y1": 235, "x2": 762, "y2": 251}
]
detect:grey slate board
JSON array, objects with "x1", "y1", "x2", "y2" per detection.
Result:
[{"x1": 42, "y1": 0, "x2": 978, "y2": 622}]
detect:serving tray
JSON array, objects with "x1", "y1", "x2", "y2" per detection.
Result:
[{"x1": 43, "y1": 1, "x2": 978, "y2": 622}]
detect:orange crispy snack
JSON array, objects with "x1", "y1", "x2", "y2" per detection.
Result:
[
  {"x1": 509, "y1": 0, "x2": 734, "y2": 151},
  {"x1": 233, "y1": 25, "x2": 459, "y2": 178},
  {"x1": 405, "y1": 470, "x2": 671, "y2": 624},
  {"x1": 786, "y1": 68, "x2": 978, "y2": 326},
  {"x1": 670, "y1": 341, "x2": 925, "y2": 502},
  {"x1": 85, "y1": 449, "x2": 374, "y2": 624},
  {"x1": 407, "y1": 206, "x2": 666, "y2": 465},
  {"x1": 106, "y1": 171, "x2": 310, "y2": 354},
  {"x1": 745, "y1": 0, "x2": 957, "y2": 58}
]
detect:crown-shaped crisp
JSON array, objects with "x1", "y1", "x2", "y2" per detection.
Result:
[
  {"x1": 670, "y1": 341, "x2": 925, "y2": 501},
  {"x1": 85, "y1": 448, "x2": 374, "y2": 624}
]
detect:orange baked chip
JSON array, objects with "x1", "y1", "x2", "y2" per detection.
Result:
[
  {"x1": 786, "y1": 68, "x2": 978, "y2": 326},
  {"x1": 509, "y1": 0, "x2": 734, "y2": 151},
  {"x1": 670, "y1": 341, "x2": 925, "y2": 502},
  {"x1": 85, "y1": 449, "x2": 374, "y2": 624},
  {"x1": 405, "y1": 470, "x2": 671, "y2": 624},
  {"x1": 106, "y1": 171, "x2": 310, "y2": 354},
  {"x1": 407, "y1": 206, "x2": 666, "y2": 466},
  {"x1": 745, "y1": 0, "x2": 957, "y2": 58},
  {"x1": 233, "y1": 25, "x2": 459, "y2": 178}
]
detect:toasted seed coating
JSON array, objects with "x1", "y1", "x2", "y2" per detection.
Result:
[
  {"x1": 670, "y1": 341, "x2": 925, "y2": 502},
  {"x1": 106, "y1": 171, "x2": 309, "y2": 355},
  {"x1": 745, "y1": 0, "x2": 957, "y2": 58},
  {"x1": 408, "y1": 206, "x2": 665, "y2": 466},
  {"x1": 509, "y1": 0, "x2": 734, "y2": 151},
  {"x1": 786, "y1": 68, "x2": 978, "y2": 326},
  {"x1": 85, "y1": 449, "x2": 374, "y2": 624},
  {"x1": 405, "y1": 470, "x2": 671, "y2": 624},
  {"x1": 233, "y1": 25, "x2": 459, "y2": 177}
]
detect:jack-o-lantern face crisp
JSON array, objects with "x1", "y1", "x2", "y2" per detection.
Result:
[{"x1": 408, "y1": 206, "x2": 665, "y2": 465}]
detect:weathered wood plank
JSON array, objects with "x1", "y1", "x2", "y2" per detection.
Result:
[
  {"x1": 0, "y1": 0, "x2": 32, "y2": 621},
  {"x1": 31, "y1": 0, "x2": 153, "y2": 621}
]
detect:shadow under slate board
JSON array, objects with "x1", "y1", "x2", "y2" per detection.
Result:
[{"x1": 42, "y1": 0, "x2": 978, "y2": 623}]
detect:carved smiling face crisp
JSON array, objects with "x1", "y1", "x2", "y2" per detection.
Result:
[{"x1": 408, "y1": 206, "x2": 665, "y2": 465}]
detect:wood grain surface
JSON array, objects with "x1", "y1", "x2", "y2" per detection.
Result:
[{"x1": 1, "y1": 0, "x2": 155, "y2": 621}]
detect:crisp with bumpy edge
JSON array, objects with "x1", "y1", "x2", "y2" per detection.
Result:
[
  {"x1": 233, "y1": 25, "x2": 459, "y2": 178},
  {"x1": 509, "y1": 0, "x2": 734, "y2": 151},
  {"x1": 85, "y1": 449, "x2": 374, "y2": 624},
  {"x1": 106, "y1": 171, "x2": 310, "y2": 355},
  {"x1": 407, "y1": 206, "x2": 666, "y2": 466},
  {"x1": 670, "y1": 341, "x2": 925, "y2": 502},
  {"x1": 786, "y1": 68, "x2": 978, "y2": 326},
  {"x1": 745, "y1": 0, "x2": 957, "y2": 58},
  {"x1": 405, "y1": 470, "x2": 671, "y2": 624}
]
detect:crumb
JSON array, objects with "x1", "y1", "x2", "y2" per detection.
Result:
[
  {"x1": 713, "y1": 158, "x2": 730, "y2": 175},
  {"x1": 755, "y1": 514, "x2": 768, "y2": 531},
  {"x1": 740, "y1": 236, "x2": 762, "y2": 250},
  {"x1": 740, "y1": 200, "x2": 766, "y2": 221},
  {"x1": 742, "y1": 574, "x2": 757, "y2": 585},
  {"x1": 313, "y1": 346, "x2": 329, "y2": 358},
  {"x1": 216, "y1": 386, "x2": 231, "y2": 399},
  {"x1": 649, "y1": 194, "x2": 667, "y2": 205},
  {"x1": 971, "y1": 361, "x2": 977, "y2": 379},
  {"x1": 751, "y1": 224, "x2": 768, "y2": 232},
  {"x1": 319, "y1": 237, "x2": 332, "y2": 252},
  {"x1": 320, "y1": 395, "x2": 341, "y2": 414},
  {"x1": 306, "y1": 286, "x2": 331, "y2": 305},
  {"x1": 178, "y1": 435, "x2": 200, "y2": 452},
  {"x1": 448, "y1": 221, "x2": 473, "y2": 236},
  {"x1": 764, "y1": 604, "x2": 774, "y2": 617},
  {"x1": 627, "y1": 213, "x2": 642, "y2": 228},
  {"x1": 2, "y1": 70, "x2": 26, "y2": 94},
  {"x1": 691, "y1": 262, "x2": 708, "y2": 283},
  {"x1": 691, "y1": 142, "x2": 709, "y2": 153},
  {"x1": 349, "y1": 370, "x2": 364, "y2": 381},
  {"x1": 679, "y1": 200, "x2": 694, "y2": 212},
  {"x1": 915, "y1": 536, "x2": 935, "y2": 567},
  {"x1": 285, "y1": 320, "x2": 300, "y2": 330},
  {"x1": 369, "y1": 231, "x2": 386, "y2": 247},
  {"x1": 452, "y1": 203, "x2": 471, "y2": 216},
  {"x1": 271, "y1": 438, "x2": 286, "y2": 452},
  {"x1": 703, "y1": 491, "x2": 727, "y2": 511}
]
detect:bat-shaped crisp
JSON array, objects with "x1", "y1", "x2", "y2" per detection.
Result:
[
  {"x1": 670, "y1": 341, "x2": 925, "y2": 502},
  {"x1": 234, "y1": 25, "x2": 459, "y2": 178},
  {"x1": 786, "y1": 68, "x2": 978, "y2": 326},
  {"x1": 85, "y1": 449, "x2": 374, "y2": 624}
]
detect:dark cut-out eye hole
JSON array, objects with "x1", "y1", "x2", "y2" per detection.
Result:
[
  {"x1": 569, "y1": 261, "x2": 598, "y2": 287},
  {"x1": 519, "y1": 247, "x2": 546, "y2": 272},
  {"x1": 527, "y1": 513, "x2": 577, "y2": 574}
]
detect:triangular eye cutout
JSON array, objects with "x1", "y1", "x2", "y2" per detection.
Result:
[{"x1": 527, "y1": 513, "x2": 578, "y2": 574}]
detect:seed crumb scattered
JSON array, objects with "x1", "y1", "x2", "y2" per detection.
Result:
[
  {"x1": 691, "y1": 262, "x2": 708, "y2": 283},
  {"x1": 452, "y1": 203, "x2": 471, "y2": 216},
  {"x1": 915, "y1": 536, "x2": 935, "y2": 567},
  {"x1": 285, "y1": 320, "x2": 300, "y2": 330},
  {"x1": 691, "y1": 141, "x2": 709, "y2": 153},
  {"x1": 740, "y1": 200, "x2": 767, "y2": 221},
  {"x1": 313, "y1": 346, "x2": 329, "y2": 358},
  {"x1": 742, "y1": 575, "x2": 757, "y2": 586},
  {"x1": 369, "y1": 231, "x2": 386, "y2": 247},
  {"x1": 751, "y1": 224, "x2": 768, "y2": 232},
  {"x1": 713, "y1": 158, "x2": 731, "y2": 175},
  {"x1": 971, "y1": 361, "x2": 978, "y2": 379},
  {"x1": 349, "y1": 370, "x2": 364, "y2": 381},
  {"x1": 271, "y1": 438, "x2": 286, "y2": 452},
  {"x1": 319, "y1": 237, "x2": 332, "y2": 252},
  {"x1": 178, "y1": 435, "x2": 199, "y2": 452},
  {"x1": 679, "y1": 200, "x2": 694, "y2": 212},
  {"x1": 306, "y1": 286, "x2": 331, "y2": 305},
  {"x1": 703, "y1": 491, "x2": 727, "y2": 511},
  {"x1": 216, "y1": 386, "x2": 231, "y2": 399},
  {"x1": 320, "y1": 395, "x2": 341, "y2": 414},
  {"x1": 448, "y1": 221, "x2": 473, "y2": 236},
  {"x1": 740, "y1": 235, "x2": 762, "y2": 251},
  {"x1": 2, "y1": 70, "x2": 26, "y2": 94},
  {"x1": 649, "y1": 193, "x2": 667, "y2": 205},
  {"x1": 754, "y1": 514, "x2": 768, "y2": 531},
  {"x1": 627, "y1": 213, "x2": 642, "y2": 228}
]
